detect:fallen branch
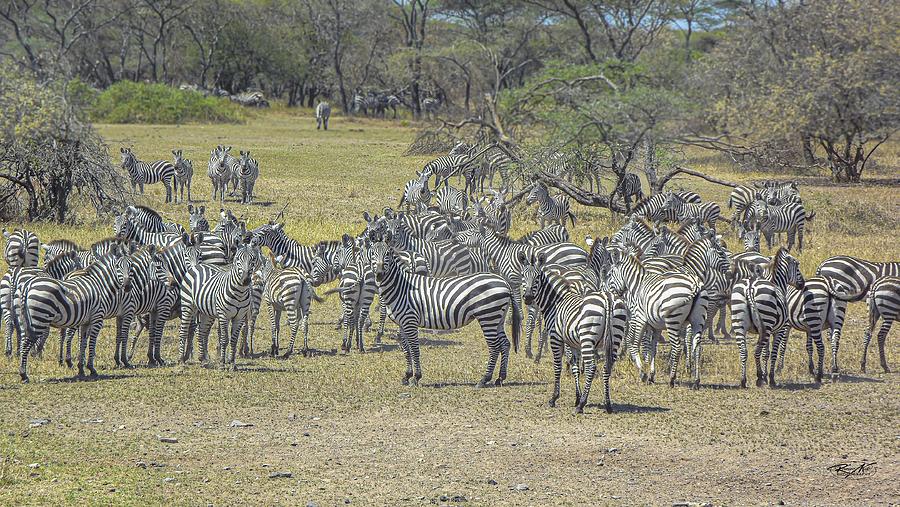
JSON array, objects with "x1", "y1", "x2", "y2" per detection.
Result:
[{"x1": 660, "y1": 166, "x2": 740, "y2": 189}]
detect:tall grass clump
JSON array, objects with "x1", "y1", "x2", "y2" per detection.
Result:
[{"x1": 91, "y1": 81, "x2": 245, "y2": 124}]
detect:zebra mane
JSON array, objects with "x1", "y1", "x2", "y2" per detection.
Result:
[
  {"x1": 629, "y1": 193, "x2": 663, "y2": 214},
  {"x1": 46, "y1": 239, "x2": 80, "y2": 250},
  {"x1": 90, "y1": 236, "x2": 128, "y2": 253},
  {"x1": 133, "y1": 205, "x2": 162, "y2": 220},
  {"x1": 45, "y1": 250, "x2": 77, "y2": 269}
]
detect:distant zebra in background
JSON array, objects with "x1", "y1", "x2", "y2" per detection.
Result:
[
  {"x1": 385, "y1": 95, "x2": 401, "y2": 119},
  {"x1": 612, "y1": 173, "x2": 643, "y2": 213},
  {"x1": 663, "y1": 193, "x2": 721, "y2": 229},
  {"x1": 3, "y1": 229, "x2": 40, "y2": 268},
  {"x1": 421, "y1": 97, "x2": 440, "y2": 119},
  {"x1": 631, "y1": 191, "x2": 702, "y2": 223},
  {"x1": 316, "y1": 101, "x2": 331, "y2": 130},
  {"x1": 422, "y1": 154, "x2": 470, "y2": 190},
  {"x1": 238, "y1": 151, "x2": 259, "y2": 204},
  {"x1": 172, "y1": 149, "x2": 193, "y2": 203},
  {"x1": 208, "y1": 146, "x2": 233, "y2": 201},
  {"x1": 526, "y1": 182, "x2": 575, "y2": 229},
  {"x1": 119, "y1": 147, "x2": 176, "y2": 203},
  {"x1": 862, "y1": 276, "x2": 899, "y2": 373}
]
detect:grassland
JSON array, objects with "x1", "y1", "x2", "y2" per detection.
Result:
[{"x1": 1, "y1": 109, "x2": 898, "y2": 506}]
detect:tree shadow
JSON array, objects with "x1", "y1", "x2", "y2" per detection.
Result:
[{"x1": 423, "y1": 380, "x2": 547, "y2": 389}]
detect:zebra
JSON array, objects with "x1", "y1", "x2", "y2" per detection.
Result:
[
  {"x1": 631, "y1": 191, "x2": 701, "y2": 223},
  {"x1": 237, "y1": 151, "x2": 259, "y2": 204},
  {"x1": 816, "y1": 256, "x2": 899, "y2": 375},
  {"x1": 476, "y1": 191, "x2": 511, "y2": 234},
  {"x1": 177, "y1": 242, "x2": 259, "y2": 369},
  {"x1": 39, "y1": 239, "x2": 98, "y2": 268},
  {"x1": 757, "y1": 180, "x2": 801, "y2": 205},
  {"x1": 312, "y1": 234, "x2": 376, "y2": 353},
  {"x1": 116, "y1": 205, "x2": 185, "y2": 235},
  {"x1": 526, "y1": 182, "x2": 575, "y2": 229},
  {"x1": 434, "y1": 185, "x2": 468, "y2": 217},
  {"x1": 730, "y1": 248, "x2": 805, "y2": 388},
  {"x1": 119, "y1": 147, "x2": 176, "y2": 203},
  {"x1": 172, "y1": 149, "x2": 193, "y2": 203},
  {"x1": 2, "y1": 251, "x2": 82, "y2": 358},
  {"x1": 606, "y1": 251, "x2": 709, "y2": 388},
  {"x1": 519, "y1": 251, "x2": 629, "y2": 413},
  {"x1": 16, "y1": 251, "x2": 133, "y2": 382},
  {"x1": 3, "y1": 229, "x2": 40, "y2": 268},
  {"x1": 250, "y1": 222, "x2": 343, "y2": 276},
  {"x1": 384, "y1": 220, "x2": 482, "y2": 277},
  {"x1": 484, "y1": 144, "x2": 514, "y2": 191},
  {"x1": 367, "y1": 240, "x2": 521, "y2": 386},
  {"x1": 774, "y1": 276, "x2": 842, "y2": 383},
  {"x1": 421, "y1": 97, "x2": 440, "y2": 119},
  {"x1": 385, "y1": 94, "x2": 401, "y2": 119},
  {"x1": 238, "y1": 254, "x2": 268, "y2": 358},
  {"x1": 400, "y1": 171, "x2": 433, "y2": 212},
  {"x1": 728, "y1": 185, "x2": 764, "y2": 229},
  {"x1": 610, "y1": 215, "x2": 656, "y2": 253},
  {"x1": 861, "y1": 276, "x2": 899, "y2": 373},
  {"x1": 449, "y1": 142, "x2": 485, "y2": 196},
  {"x1": 188, "y1": 204, "x2": 210, "y2": 232},
  {"x1": 422, "y1": 154, "x2": 471, "y2": 190},
  {"x1": 262, "y1": 254, "x2": 318, "y2": 358},
  {"x1": 208, "y1": 146, "x2": 230, "y2": 201},
  {"x1": 612, "y1": 173, "x2": 643, "y2": 213},
  {"x1": 662, "y1": 193, "x2": 721, "y2": 229},
  {"x1": 747, "y1": 200, "x2": 808, "y2": 252},
  {"x1": 316, "y1": 101, "x2": 331, "y2": 130}
]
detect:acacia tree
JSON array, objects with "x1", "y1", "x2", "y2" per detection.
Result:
[
  {"x1": 696, "y1": 0, "x2": 899, "y2": 182},
  {"x1": 391, "y1": 0, "x2": 429, "y2": 118}
]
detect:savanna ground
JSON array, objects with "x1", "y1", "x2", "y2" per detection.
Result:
[{"x1": 1, "y1": 109, "x2": 898, "y2": 506}]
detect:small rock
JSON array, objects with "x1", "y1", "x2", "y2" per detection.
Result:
[
  {"x1": 759, "y1": 410, "x2": 770, "y2": 416},
  {"x1": 344, "y1": 499, "x2": 351, "y2": 504},
  {"x1": 229, "y1": 420, "x2": 253, "y2": 428},
  {"x1": 514, "y1": 484, "x2": 529, "y2": 491},
  {"x1": 486, "y1": 440, "x2": 496, "y2": 446},
  {"x1": 398, "y1": 393, "x2": 411, "y2": 398},
  {"x1": 607, "y1": 447, "x2": 619, "y2": 453},
  {"x1": 118, "y1": 425, "x2": 125, "y2": 430},
  {"x1": 158, "y1": 436, "x2": 178, "y2": 444},
  {"x1": 28, "y1": 463, "x2": 39, "y2": 469},
  {"x1": 108, "y1": 488, "x2": 116, "y2": 493},
  {"x1": 82, "y1": 418, "x2": 104, "y2": 424},
  {"x1": 288, "y1": 413, "x2": 297, "y2": 421},
  {"x1": 487, "y1": 479, "x2": 498, "y2": 485},
  {"x1": 311, "y1": 417, "x2": 321, "y2": 421},
  {"x1": 306, "y1": 503, "x2": 318, "y2": 507},
  {"x1": 611, "y1": 495, "x2": 620, "y2": 500},
  {"x1": 303, "y1": 432, "x2": 310, "y2": 437},
  {"x1": 193, "y1": 422, "x2": 204, "y2": 428},
  {"x1": 29, "y1": 419, "x2": 50, "y2": 428},
  {"x1": 268, "y1": 471, "x2": 292, "y2": 479},
  {"x1": 765, "y1": 482, "x2": 772, "y2": 487},
  {"x1": 136, "y1": 461, "x2": 147, "y2": 468},
  {"x1": 163, "y1": 477, "x2": 175, "y2": 483},
  {"x1": 451, "y1": 495, "x2": 467, "y2": 502},
  {"x1": 223, "y1": 466, "x2": 231, "y2": 471},
  {"x1": 440, "y1": 495, "x2": 449, "y2": 501}
]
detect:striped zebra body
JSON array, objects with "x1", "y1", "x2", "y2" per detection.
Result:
[
  {"x1": 663, "y1": 193, "x2": 721, "y2": 229},
  {"x1": 748, "y1": 200, "x2": 807, "y2": 252},
  {"x1": 730, "y1": 248, "x2": 805, "y2": 387},
  {"x1": 520, "y1": 253, "x2": 629, "y2": 413},
  {"x1": 250, "y1": 222, "x2": 342, "y2": 277},
  {"x1": 434, "y1": 185, "x2": 468, "y2": 217},
  {"x1": 331, "y1": 239, "x2": 377, "y2": 353},
  {"x1": 614, "y1": 173, "x2": 643, "y2": 212},
  {"x1": 315, "y1": 101, "x2": 331, "y2": 130},
  {"x1": 177, "y1": 244, "x2": 259, "y2": 369},
  {"x1": 237, "y1": 151, "x2": 260, "y2": 204},
  {"x1": 119, "y1": 147, "x2": 175, "y2": 203},
  {"x1": 368, "y1": 241, "x2": 520, "y2": 386},
  {"x1": 862, "y1": 276, "x2": 899, "y2": 373},
  {"x1": 398, "y1": 210, "x2": 450, "y2": 239},
  {"x1": 527, "y1": 182, "x2": 575, "y2": 229},
  {"x1": 118, "y1": 205, "x2": 185, "y2": 235},
  {"x1": 775, "y1": 276, "x2": 838, "y2": 382},
  {"x1": 611, "y1": 216, "x2": 656, "y2": 253},
  {"x1": 3, "y1": 229, "x2": 40, "y2": 268},
  {"x1": 631, "y1": 191, "x2": 701, "y2": 223},
  {"x1": 172, "y1": 149, "x2": 193, "y2": 203},
  {"x1": 607, "y1": 252, "x2": 709, "y2": 388},
  {"x1": 16, "y1": 252, "x2": 133, "y2": 382},
  {"x1": 449, "y1": 142, "x2": 484, "y2": 196},
  {"x1": 728, "y1": 186, "x2": 764, "y2": 228},
  {"x1": 422, "y1": 154, "x2": 470, "y2": 190},
  {"x1": 400, "y1": 172, "x2": 433, "y2": 212},
  {"x1": 385, "y1": 95, "x2": 401, "y2": 118},
  {"x1": 758, "y1": 181, "x2": 801, "y2": 205},
  {"x1": 2, "y1": 252, "x2": 82, "y2": 357},
  {"x1": 421, "y1": 97, "x2": 440, "y2": 118},
  {"x1": 207, "y1": 146, "x2": 231, "y2": 201},
  {"x1": 478, "y1": 194, "x2": 511, "y2": 235},
  {"x1": 263, "y1": 256, "x2": 316, "y2": 358},
  {"x1": 387, "y1": 219, "x2": 481, "y2": 276},
  {"x1": 484, "y1": 145, "x2": 513, "y2": 190}
]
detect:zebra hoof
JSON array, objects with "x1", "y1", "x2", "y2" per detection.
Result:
[
  {"x1": 88, "y1": 369, "x2": 98, "y2": 378},
  {"x1": 475, "y1": 381, "x2": 488, "y2": 389},
  {"x1": 693, "y1": 380, "x2": 700, "y2": 390},
  {"x1": 547, "y1": 400, "x2": 557, "y2": 408},
  {"x1": 301, "y1": 349, "x2": 309, "y2": 358},
  {"x1": 409, "y1": 377, "x2": 419, "y2": 387},
  {"x1": 66, "y1": 359, "x2": 74, "y2": 369},
  {"x1": 525, "y1": 351, "x2": 533, "y2": 359},
  {"x1": 20, "y1": 373, "x2": 29, "y2": 383},
  {"x1": 401, "y1": 377, "x2": 410, "y2": 386},
  {"x1": 859, "y1": 364, "x2": 866, "y2": 373},
  {"x1": 280, "y1": 353, "x2": 291, "y2": 360},
  {"x1": 814, "y1": 373, "x2": 822, "y2": 384},
  {"x1": 494, "y1": 378, "x2": 504, "y2": 387},
  {"x1": 755, "y1": 377, "x2": 764, "y2": 387},
  {"x1": 573, "y1": 406, "x2": 584, "y2": 415}
]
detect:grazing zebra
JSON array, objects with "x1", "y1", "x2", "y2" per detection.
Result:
[
  {"x1": 662, "y1": 193, "x2": 721, "y2": 229},
  {"x1": 368, "y1": 240, "x2": 520, "y2": 386},
  {"x1": 3, "y1": 229, "x2": 40, "y2": 268},
  {"x1": 747, "y1": 200, "x2": 808, "y2": 252},
  {"x1": 119, "y1": 147, "x2": 176, "y2": 203},
  {"x1": 758, "y1": 180, "x2": 801, "y2": 205},
  {"x1": 631, "y1": 191, "x2": 701, "y2": 223},
  {"x1": 449, "y1": 143, "x2": 483, "y2": 196},
  {"x1": 737, "y1": 223, "x2": 761, "y2": 252},
  {"x1": 117, "y1": 205, "x2": 185, "y2": 235},
  {"x1": 728, "y1": 185, "x2": 764, "y2": 228},
  {"x1": 400, "y1": 171, "x2": 433, "y2": 212},
  {"x1": 484, "y1": 144, "x2": 514, "y2": 190},
  {"x1": 178, "y1": 243, "x2": 259, "y2": 369},
  {"x1": 16, "y1": 251, "x2": 133, "y2": 382},
  {"x1": 250, "y1": 222, "x2": 342, "y2": 276},
  {"x1": 526, "y1": 182, "x2": 576, "y2": 229},
  {"x1": 434, "y1": 185, "x2": 468, "y2": 217},
  {"x1": 519, "y1": 252, "x2": 629, "y2": 413},
  {"x1": 262, "y1": 254, "x2": 318, "y2": 357},
  {"x1": 730, "y1": 248, "x2": 804, "y2": 387},
  {"x1": 385, "y1": 94, "x2": 401, "y2": 119},
  {"x1": 172, "y1": 149, "x2": 193, "y2": 203},
  {"x1": 237, "y1": 151, "x2": 259, "y2": 204},
  {"x1": 774, "y1": 276, "x2": 841, "y2": 383},
  {"x1": 861, "y1": 276, "x2": 899, "y2": 373},
  {"x1": 422, "y1": 154, "x2": 470, "y2": 190},
  {"x1": 188, "y1": 204, "x2": 210, "y2": 232},
  {"x1": 477, "y1": 191, "x2": 511, "y2": 235},
  {"x1": 606, "y1": 252, "x2": 708, "y2": 388},
  {"x1": 612, "y1": 173, "x2": 643, "y2": 213},
  {"x1": 316, "y1": 101, "x2": 331, "y2": 130}
]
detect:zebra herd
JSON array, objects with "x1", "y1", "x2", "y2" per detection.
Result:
[
  {"x1": 1, "y1": 150, "x2": 897, "y2": 414},
  {"x1": 119, "y1": 146, "x2": 261, "y2": 205}
]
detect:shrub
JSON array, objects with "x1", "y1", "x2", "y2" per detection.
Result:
[{"x1": 91, "y1": 81, "x2": 245, "y2": 124}]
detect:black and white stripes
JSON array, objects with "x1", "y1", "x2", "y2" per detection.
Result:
[{"x1": 120, "y1": 147, "x2": 176, "y2": 203}]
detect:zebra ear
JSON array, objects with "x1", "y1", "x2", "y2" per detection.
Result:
[
  {"x1": 181, "y1": 232, "x2": 190, "y2": 245},
  {"x1": 187, "y1": 204, "x2": 194, "y2": 213},
  {"x1": 342, "y1": 234, "x2": 353, "y2": 247},
  {"x1": 537, "y1": 252, "x2": 548, "y2": 266},
  {"x1": 120, "y1": 147, "x2": 126, "y2": 153},
  {"x1": 363, "y1": 211, "x2": 372, "y2": 223},
  {"x1": 601, "y1": 237, "x2": 609, "y2": 247}
]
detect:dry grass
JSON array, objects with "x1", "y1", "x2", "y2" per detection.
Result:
[{"x1": 1, "y1": 110, "x2": 898, "y2": 506}]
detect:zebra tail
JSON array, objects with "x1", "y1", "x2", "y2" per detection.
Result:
[
  {"x1": 16, "y1": 284, "x2": 35, "y2": 352},
  {"x1": 319, "y1": 287, "x2": 342, "y2": 298},
  {"x1": 568, "y1": 210, "x2": 576, "y2": 228},
  {"x1": 510, "y1": 296, "x2": 521, "y2": 354}
]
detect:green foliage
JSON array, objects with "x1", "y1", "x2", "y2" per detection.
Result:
[{"x1": 90, "y1": 81, "x2": 245, "y2": 124}]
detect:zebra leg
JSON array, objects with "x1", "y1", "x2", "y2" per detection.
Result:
[
  {"x1": 216, "y1": 319, "x2": 229, "y2": 369},
  {"x1": 666, "y1": 325, "x2": 683, "y2": 388},
  {"x1": 769, "y1": 328, "x2": 789, "y2": 387},
  {"x1": 494, "y1": 317, "x2": 512, "y2": 386},
  {"x1": 717, "y1": 305, "x2": 731, "y2": 341},
  {"x1": 776, "y1": 329, "x2": 788, "y2": 375},
  {"x1": 576, "y1": 341, "x2": 597, "y2": 414},
  {"x1": 228, "y1": 317, "x2": 241, "y2": 371},
  {"x1": 535, "y1": 319, "x2": 550, "y2": 364},
  {"x1": 197, "y1": 316, "x2": 214, "y2": 365},
  {"x1": 476, "y1": 321, "x2": 503, "y2": 388},
  {"x1": 524, "y1": 305, "x2": 536, "y2": 359},
  {"x1": 569, "y1": 348, "x2": 581, "y2": 406},
  {"x1": 408, "y1": 325, "x2": 423, "y2": 386},
  {"x1": 786, "y1": 229, "x2": 795, "y2": 252},
  {"x1": 301, "y1": 312, "x2": 310, "y2": 357},
  {"x1": 285, "y1": 307, "x2": 300, "y2": 359},
  {"x1": 736, "y1": 327, "x2": 748, "y2": 388},
  {"x1": 85, "y1": 319, "x2": 104, "y2": 378},
  {"x1": 178, "y1": 310, "x2": 195, "y2": 363},
  {"x1": 187, "y1": 177, "x2": 192, "y2": 202},
  {"x1": 128, "y1": 315, "x2": 146, "y2": 363},
  {"x1": 754, "y1": 332, "x2": 767, "y2": 387},
  {"x1": 164, "y1": 181, "x2": 172, "y2": 203},
  {"x1": 548, "y1": 335, "x2": 563, "y2": 407},
  {"x1": 811, "y1": 329, "x2": 824, "y2": 383},
  {"x1": 19, "y1": 328, "x2": 45, "y2": 383},
  {"x1": 627, "y1": 322, "x2": 644, "y2": 382},
  {"x1": 58, "y1": 328, "x2": 66, "y2": 366},
  {"x1": 375, "y1": 300, "x2": 386, "y2": 344},
  {"x1": 877, "y1": 319, "x2": 892, "y2": 373},
  {"x1": 76, "y1": 324, "x2": 90, "y2": 377},
  {"x1": 65, "y1": 327, "x2": 76, "y2": 368},
  {"x1": 646, "y1": 330, "x2": 659, "y2": 384},
  {"x1": 689, "y1": 320, "x2": 704, "y2": 389},
  {"x1": 805, "y1": 331, "x2": 815, "y2": 375},
  {"x1": 356, "y1": 306, "x2": 368, "y2": 353},
  {"x1": 149, "y1": 313, "x2": 166, "y2": 367},
  {"x1": 270, "y1": 306, "x2": 282, "y2": 358},
  {"x1": 3, "y1": 306, "x2": 12, "y2": 357},
  {"x1": 397, "y1": 327, "x2": 414, "y2": 385}
]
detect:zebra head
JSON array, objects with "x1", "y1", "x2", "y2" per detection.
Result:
[
  {"x1": 187, "y1": 204, "x2": 209, "y2": 232},
  {"x1": 119, "y1": 147, "x2": 136, "y2": 170},
  {"x1": 362, "y1": 211, "x2": 388, "y2": 242},
  {"x1": 771, "y1": 248, "x2": 804, "y2": 290},
  {"x1": 516, "y1": 250, "x2": 548, "y2": 306},
  {"x1": 173, "y1": 151, "x2": 192, "y2": 178},
  {"x1": 737, "y1": 225, "x2": 760, "y2": 252},
  {"x1": 368, "y1": 241, "x2": 395, "y2": 282},
  {"x1": 180, "y1": 232, "x2": 203, "y2": 269},
  {"x1": 450, "y1": 227, "x2": 482, "y2": 248},
  {"x1": 588, "y1": 236, "x2": 615, "y2": 279},
  {"x1": 96, "y1": 250, "x2": 133, "y2": 293},
  {"x1": 310, "y1": 241, "x2": 338, "y2": 287},
  {"x1": 526, "y1": 182, "x2": 548, "y2": 205},
  {"x1": 605, "y1": 263, "x2": 628, "y2": 297},
  {"x1": 231, "y1": 244, "x2": 257, "y2": 286}
]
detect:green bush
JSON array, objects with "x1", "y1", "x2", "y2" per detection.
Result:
[{"x1": 91, "y1": 81, "x2": 245, "y2": 124}]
